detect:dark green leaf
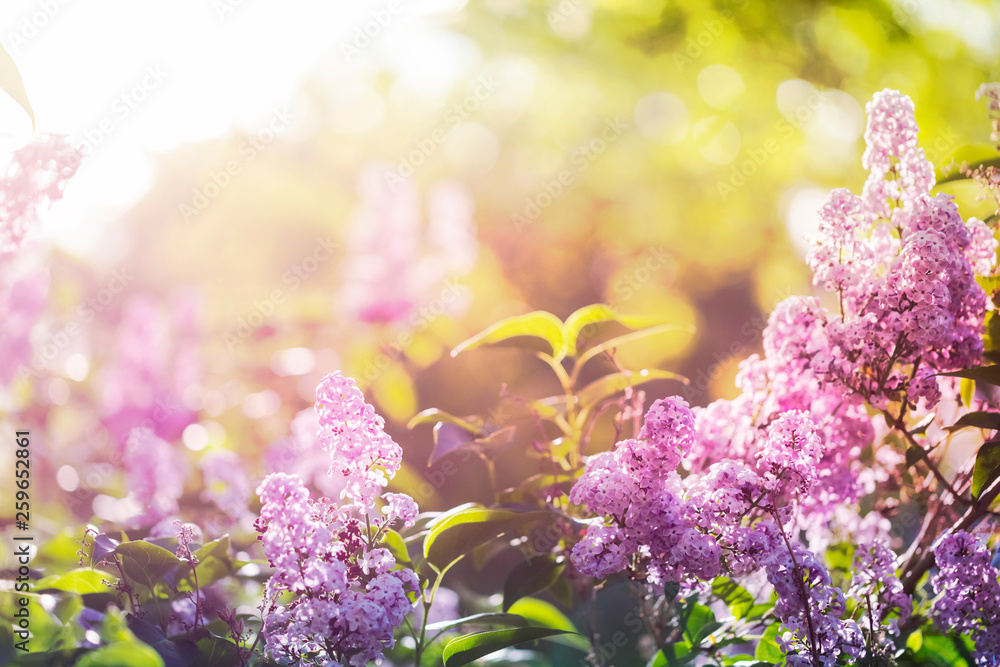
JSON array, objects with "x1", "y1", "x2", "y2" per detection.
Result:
[
  {"x1": 946, "y1": 411, "x2": 1000, "y2": 433},
  {"x1": 172, "y1": 536, "x2": 234, "y2": 592},
  {"x1": 423, "y1": 506, "x2": 557, "y2": 569},
  {"x1": 442, "y1": 627, "x2": 575, "y2": 667},
  {"x1": 114, "y1": 541, "x2": 183, "y2": 595},
  {"x1": 972, "y1": 439, "x2": 1000, "y2": 499},
  {"x1": 938, "y1": 365, "x2": 1000, "y2": 387},
  {"x1": 196, "y1": 636, "x2": 242, "y2": 667},
  {"x1": 664, "y1": 580, "x2": 680, "y2": 604},
  {"x1": 503, "y1": 555, "x2": 565, "y2": 611},
  {"x1": 451, "y1": 311, "x2": 564, "y2": 358},
  {"x1": 426, "y1": 612, "x2": 528, "y2": 633}
]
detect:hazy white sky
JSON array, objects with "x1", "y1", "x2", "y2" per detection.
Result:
[{"x1": 0, "y1": 0, "x2": 469, "y2": 257}]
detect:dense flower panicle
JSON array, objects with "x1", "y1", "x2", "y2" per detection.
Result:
[
  {"x1": 931, "y1": 531, "x2": 1000, "y2": 665},
  {"x1": 256, "y1": 472, "x2": 418, "y2": 666},
  {"x1": 315, "y1": 371, "x2": 405, "y2": 511},
  {"x1": 860, "y1": 89, "x2": 935, "y2": 214},
  {"x1": 0, "y1": 134, "x2": 81, "y2": 256},
  {"x1": 798, "y1": 91, "x2": 993, "y2": 412},
  {"x1": 765, "y1": 540, "x2": 863, "y2": 666},
  {"x1": 257, "y1": 374, "x2": 420, "y2": 665},
  {"x1": 755, "y1": 411, "x2": 822, "y2": 494},
  {"x1": 850, "y1": 541, "x2": 911, "y2": 639}
]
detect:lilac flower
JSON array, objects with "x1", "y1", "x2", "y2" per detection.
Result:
[
  {"x1": 931, "y1": 531, "x2": 1000, "y2": 664},
  {"x1": 764, "y1": 539, "x2": 863, "y2": 666},
  {"x1": 850, "y1": 540, "x2": 911, "y2": 641}
]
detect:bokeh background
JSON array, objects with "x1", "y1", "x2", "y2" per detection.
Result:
[{"x1": 2, "y1": 0, "x2": 1000, "y2": 549}]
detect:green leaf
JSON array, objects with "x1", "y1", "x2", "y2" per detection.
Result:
[
  {"x1": 506, "y1": 598, "x2": 590, "y2": 652},
  {"x1": 172, "y1": 536, "x2": 234, "y2": 592},
  {"x1": 574, "y1": 323, "x2": 695, "y2": 373},
  {"x1": 429, "y1": 423, "x2": 479, "y2": 466},
  {"x1": 114, "y1": 541, "x2": 183, "y2": 596},
  {"x1": 906, "y1": 629, "x2": 923, "y2": 653},
  {"x1": 972, "y1": 439, "x2": 1000, "y2": 499},
  {"x1": 754, "y1": 624, "x2": 784, "y2": 662},
  {"x1": 442, "y1": 627, "x2": 576, "y2": 667},
  {"x1": 451, "y1": 311, "x2": 564, "y2": 358},
  {"x1": 423, "y1": 506, "x2": 556, "y2": 569},
  {"x1": 407, "y1": 408, "x2": 484, "y2": 434},
  {"x1": 961, "y1": 378, "x2": 976, "y2": 408},
  {"x1": 825, "y1": 542, "x2": 855, "y2": 572},
  {"x1": 711, "y1": 577, "x2": 753, "y2": 619},
  {"x1": 938, "y1": 365, "x2": 1000, "y2": 387},
  {"x1": 502, "y1": 555, "x2": 565, "y2": 611},
  {"x1": 946, "y1": 411, "x2": 1000, "y2": 433},
  {"x1": 196, "y1": 636, "x2": 242, "y2": 667},
  {"x1": 381, "y1": 528, "x2": 412, "y2": 566},
  {"x1": 0, "y1": 44, "x2": 34, "y2": 128},
  {"x1": 560, "y1": 305, "x2": 663, "y2": 359},
  {"x1": 577, "y1": 369, "x2": 687, "y2": 408},
  {"x1": 77, "y1": 642, "x2": 165, "y2": 667},
  {"x1": 426, "y1": 612, "x2": 529, "y2": 633},
  {"x1": 685, "y1": 604, "x2": 720, "y2": 646},
  {"x1": 664, "y1": 580, "x2": 681, "y2": 604},
  {"x1": 36, "y1": 569, "x2": 116, "y2": 595}
]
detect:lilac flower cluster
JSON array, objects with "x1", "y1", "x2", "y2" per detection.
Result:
[
  {"x1": 255, "y1": 372, "x2": 419, "y2": 665},
  {"x1": 571, "y1": 400, "x2": 828, "y2": 584},
  {"x1": 803, "y1": 90, "x2": 996, "y2": 409},
  {"x1": 567, "y1": 88, "x2": 999, "y2": 664},
  {"x1": 764, "y1": 539, "x2": 862, "y2": 666},
  {"x1": 931, "y1": 531, "x2": 1000, "y2": 664},
  {"x1": 0, "y1": 134, "x2": 80, "y2": 256},
  {"x1": 850, "y1": 541, "x2": 911, "y2": 642}
]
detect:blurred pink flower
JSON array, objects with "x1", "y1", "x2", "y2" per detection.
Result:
[{"x1": 339, "y1": 166, "x2": 476, "y2": 324}]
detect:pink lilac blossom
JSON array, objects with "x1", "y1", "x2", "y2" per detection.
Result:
[
  {"x1": 931, "y1": 531, "x2": 1000, "y2": 665},
  {"x1": 315, "y1": 370, "x2": 408, "y2": 512},
  {"x1": 199, "y1": 449, "x2": 252, "y2": 522},
  {"x1": 801, "y1": 90, "x2": 994, "y2": 410},
  {"x1": 0, "y1": 265, "x2": 48, "y2": 386},
  {"x1": 338, "y1": 167, "x2": 476, "y2": 324},
  {"x1": 765, "y1": 539, "x2": 863, "y2": 667},
  {"x1": 123, "y1": 427, "x2": 186, "y2": 528},
  {"x1": 98, "y1": 293, "x2": 200, "y2": 448},
  {"x1": 850, "y1": 541, "x2": 911, "y2": 641},
  {"x1": 256, "y1": 473, "x2": 418, "y2": 666},
  {"x1": 0, "y1": 134, "x2": 81, "y2": 256},
  {"x1": 256, "y1": 373, "x2": 420, "y2": 665}
]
